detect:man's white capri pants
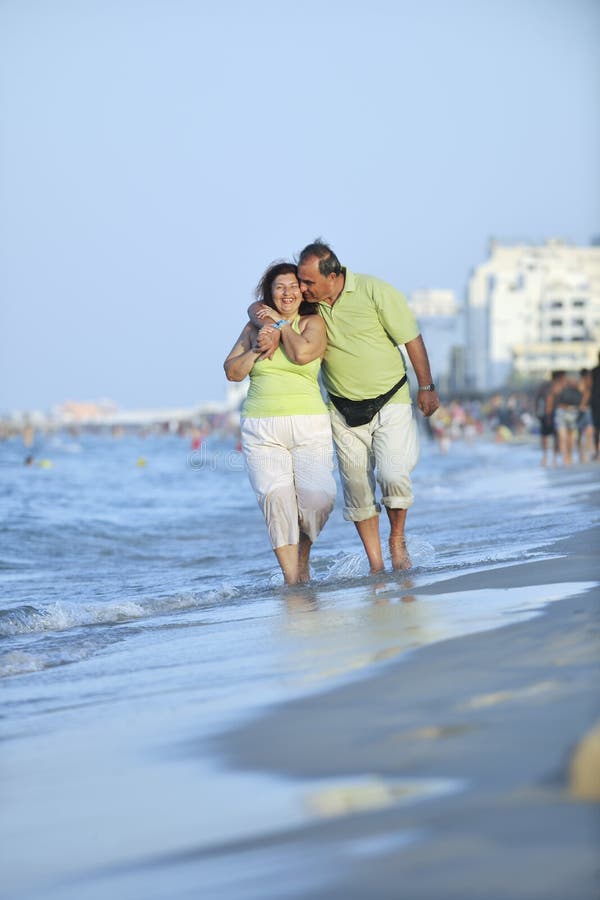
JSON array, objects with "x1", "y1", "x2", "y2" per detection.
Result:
[
  {"x1": 241, "y1": 414, "x2": 336, "y2": 549},
  {"x1": 330, "y1": 402, "x2": 419, "y2": 522}
]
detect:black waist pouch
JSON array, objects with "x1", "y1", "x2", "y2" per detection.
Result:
[{"x1": 328, "y1": 374, "x2": 407, "y2": 427}]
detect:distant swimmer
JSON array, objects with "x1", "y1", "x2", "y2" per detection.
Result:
[
  {"x1": 224, "y1": 260, "x2": 336, "y2": 585},
  {"x1": 24, "y1": 455, "x2": 53, "y2": 468}
]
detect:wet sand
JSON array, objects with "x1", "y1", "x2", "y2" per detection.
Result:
[{"x1": 214, "y1": 467, "x2": 600, "y2": 899}]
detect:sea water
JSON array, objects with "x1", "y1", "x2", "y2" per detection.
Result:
[{"x1": 1, "y1": 429, "x2": 598, "y2": 899}]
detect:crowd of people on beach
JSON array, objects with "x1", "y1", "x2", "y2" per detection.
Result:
[
  {"x1": 424, "y1": 369, "x2": 600, "y2": 465},
  {"x1": 425, "y1": 393, "x2": 538, "y2": 451},
  {"x1": 534, "y1": 362, "x2": 600, "y2": 467}
]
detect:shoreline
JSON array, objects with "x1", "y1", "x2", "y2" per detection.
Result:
[{"x1": 209, "y1": 478, "x2": 600, "y2": 898}]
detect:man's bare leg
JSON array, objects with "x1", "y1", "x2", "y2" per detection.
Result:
[
  {"x1": 274, "y1": 544, "x2": 299, "y2": 585},
  {"x1": 298, "y1": 533, "x2": 312, "y2": 583},
  {"x1": 354, "y1": 515, "x2": 384, "y2": 573},
  {"x1": 386, "y1": 507, "x2": 411, "y2": 570}
]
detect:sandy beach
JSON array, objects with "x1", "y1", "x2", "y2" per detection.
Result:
[{"x1": 208, "y1": 466, "x2": 600, "y2": 900}]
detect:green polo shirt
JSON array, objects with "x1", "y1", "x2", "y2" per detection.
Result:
[{"x1": 317, "y1": 270, "x2": 420, "y2": 403}]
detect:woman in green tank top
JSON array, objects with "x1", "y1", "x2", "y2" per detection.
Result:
[{"x1": 224, "y1": 262, "x2": 336, "y2": 584}]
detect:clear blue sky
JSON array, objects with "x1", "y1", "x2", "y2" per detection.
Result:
[{"x1": 1, "y1": 0, "x2": 598, "y2": 412}]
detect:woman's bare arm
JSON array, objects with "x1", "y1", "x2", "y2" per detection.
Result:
[
  {"x1": 247, "y1": 301, "x2": 281, "y2": 359},
  {"x1": 223, "y1": 322, "x2": 263, "y2": 382}
]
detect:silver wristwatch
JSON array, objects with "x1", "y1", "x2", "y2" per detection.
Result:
[{"x1": 418, "y1": 383, "x2": 436, "y2": 391}]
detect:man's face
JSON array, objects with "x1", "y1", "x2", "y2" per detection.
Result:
[{"x1": 297, "y1": 256, "x2": 338, "y2": 303}]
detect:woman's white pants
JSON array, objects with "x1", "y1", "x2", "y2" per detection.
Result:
[{"x1": 241, "y1": 414, "x2": 336, "y2": 549}]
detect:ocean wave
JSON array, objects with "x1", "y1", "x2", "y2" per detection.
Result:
[
  {"x1": 0, "y1": 556, "x2": 38, "y2": 570},
  {"x1": 0, "y1": 585, "x2": 241, "y2": 638},
  {"x1": 0, "y1": 645, "x2": 94, "y2": 677}
]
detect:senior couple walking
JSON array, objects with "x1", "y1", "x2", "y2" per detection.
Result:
[{"x1": 224, "y1": 239, "x2": 439, "y2": 584}]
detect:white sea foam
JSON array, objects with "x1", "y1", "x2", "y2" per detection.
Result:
[
  {"x1": 0, "y1": 600, "x2": 146, "y2": 636},
  {"x1": 324, "y1": 553, "x2": 366, "y2": 579},
  {"x1": 0, "y1": 645, "x2": 95, "y2": 677},
  {"x1": 0, "y1": 649, "x2": 47, "y2": 675},
  {"x1": 0, "y1": 584, "x2": 241, "y2": 639}
]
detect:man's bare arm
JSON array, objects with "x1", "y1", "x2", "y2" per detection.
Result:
[
  {"x1": 247, "y1": 301, "x2": 281, "y2": 359},
  {"x1": 404, "y1": 335, "x2": 440, "y2": 417}
]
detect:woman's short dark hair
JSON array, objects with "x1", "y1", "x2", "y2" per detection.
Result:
[{"x1": 254, "y1": 260, "x2": 317, "y2": 315}]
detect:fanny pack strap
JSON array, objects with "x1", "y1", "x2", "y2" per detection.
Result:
[{"x1": 328, "y1": 374, "x2": 407, "y2": 425}]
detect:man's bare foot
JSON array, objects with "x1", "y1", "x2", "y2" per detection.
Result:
[{"x1": 389, "y1": 535, "x2": 411, "y2": 570}]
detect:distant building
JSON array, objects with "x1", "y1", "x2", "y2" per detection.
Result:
[
  {"x1": 410, "y1": 289, "x2": 464, "y2": 393},
  {"x1": 511, "y1": 341, "x2": 598, "y2": 383},
  {"x1": 411, "y1": 289, "x2": 458, "y2": 318},
  {"x1": 56, "y1": 398, "x2": 118, "y2": 422},
  {"x1": 447, "y1": 345, "x2": 467, "y2": 395},
  {"x1": 466, "y1": 239, "x2": 600, "y2": 390}
]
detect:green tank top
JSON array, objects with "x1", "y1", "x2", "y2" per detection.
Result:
[{"x1": 242, "y1": 316, "x2": 327, "y2": 417}]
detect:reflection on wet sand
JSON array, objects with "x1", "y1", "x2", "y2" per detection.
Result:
[
  {"x1": 276, "y1": 579, "x2": 596, "y2": 691},
  {"x1": 279, "y1": 575, "x2": 433, "y2": 687},
  {"x1": 371, "y1": 575, "x2": 417, "y2": 604}
]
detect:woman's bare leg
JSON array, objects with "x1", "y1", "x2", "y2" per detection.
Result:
[
  {"x1": 298, "y1": 533, "x2": 312, "y2": 583},
  {"x1": 274, "y1": 544, "x2": 299, "y2": 585}
]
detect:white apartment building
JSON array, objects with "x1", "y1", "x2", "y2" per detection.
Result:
[{"x1": 466, "y1": 239, "x2": 600, "y2": 390}]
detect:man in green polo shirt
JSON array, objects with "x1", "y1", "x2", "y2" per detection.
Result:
[{"x1": 252, "y1": 240, "x2": 439, "y2": 573}]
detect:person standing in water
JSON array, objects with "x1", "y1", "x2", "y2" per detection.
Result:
[
  {"x1": 250, "y1": 240, "x2": 439, "y2": 573},
  {"x1": 224, "y1": 261, "x2": 336, "y2": 585}
]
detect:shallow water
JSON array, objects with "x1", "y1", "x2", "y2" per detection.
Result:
[{"x1": 1, "y1": 431, "x2": 598, "y2": 898}]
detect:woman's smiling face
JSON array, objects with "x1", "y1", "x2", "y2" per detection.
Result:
[{"x1": 271, "y1": 273, "x2": 302, "y2": 318}]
